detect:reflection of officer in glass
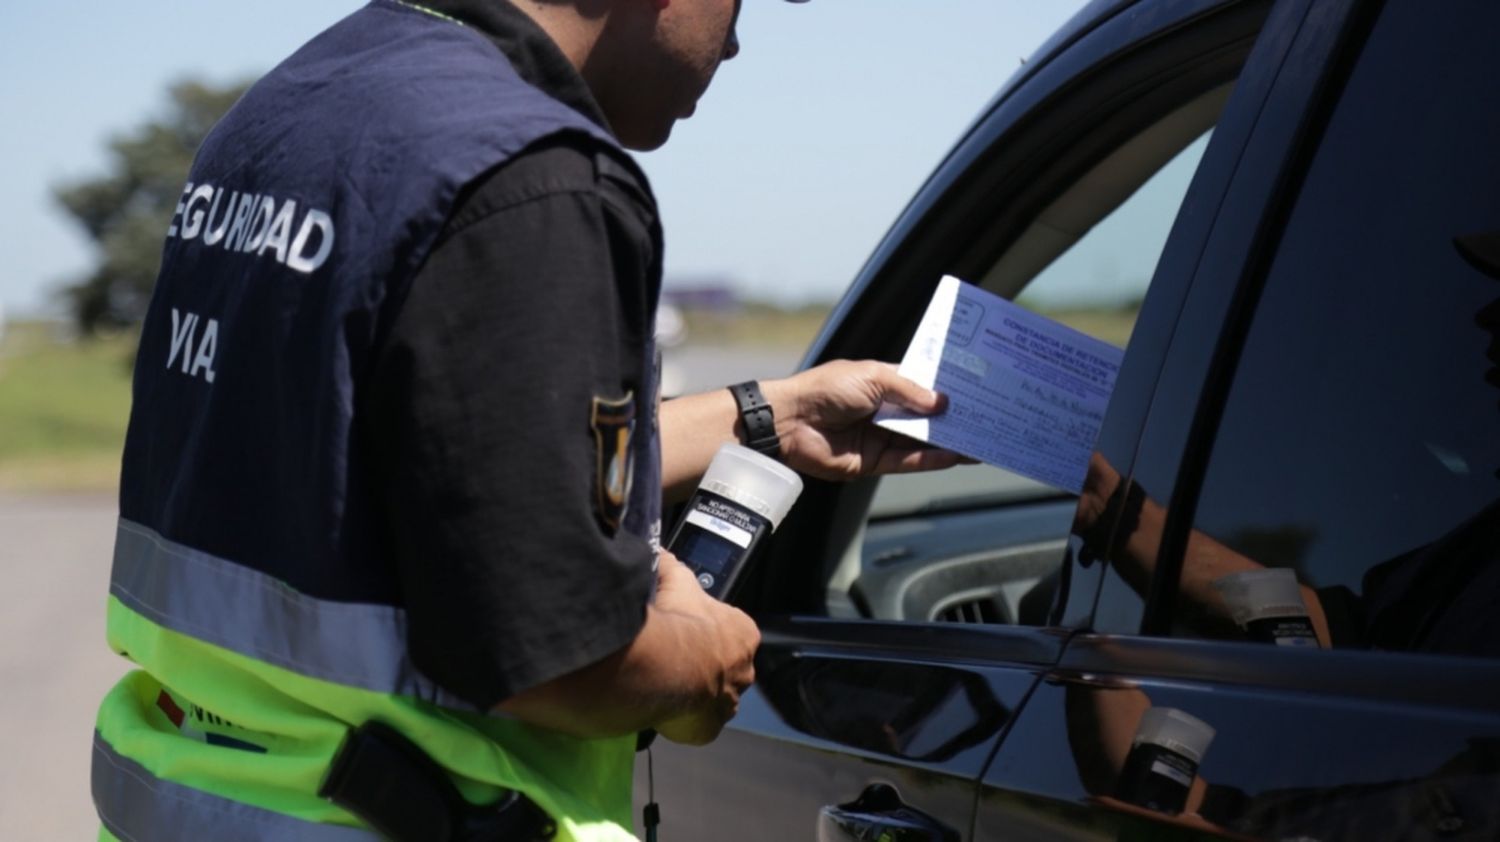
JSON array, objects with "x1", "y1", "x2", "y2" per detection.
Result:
[
  {"x1": 1073, "y1": 231, "x2": 1500, "y2": 655},
  {"x1": 1074, "y1": 454, "x2": 1333, "y2": 647}
]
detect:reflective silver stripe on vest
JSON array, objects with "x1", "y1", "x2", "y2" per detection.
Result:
[
  {"x1": 111, "y1": 518, "x2": 477, "y2": 710},
  {"x1": 93, "y1": 731, "x2": 379, "y2": 842}
]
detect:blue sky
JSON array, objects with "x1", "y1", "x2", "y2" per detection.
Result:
[{"x1": 0, "y1": 1, "x2": 1088, "y2": 317}]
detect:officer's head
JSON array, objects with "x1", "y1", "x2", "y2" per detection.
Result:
[
  {"x1": 524, "y1": 0, "x2": 808, "y2": 151},
  {"x1": 589, "y1": 0, "x2": 744, "y2": 151}
]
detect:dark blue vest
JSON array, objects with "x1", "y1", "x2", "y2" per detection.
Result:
[{"x1": 120, "y1": 0, "x2": 662, "y2": 613}]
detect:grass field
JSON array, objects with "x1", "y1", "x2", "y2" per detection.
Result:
[
  {"x1": 0, "y1": 304, "x2": 1136, "y2": 493},
  {"x1": 0, "y1": 322, "x2": 134, "y2": 492},
  {"x1": 678, "y1": 302, "x2": 833, "y2": 348},
  {"x1": 1044, "y1": 307, "x2": 1140, "y2": 350},
  {"x1": 681, "y1": 304, "x2": 1139, "y2": 350}
]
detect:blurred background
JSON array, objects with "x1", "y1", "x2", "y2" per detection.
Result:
[{"x1": 0, "y1": 1, "x2": 1090, "y2": 836}]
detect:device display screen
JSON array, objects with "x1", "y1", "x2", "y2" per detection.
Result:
[{"x1": 668, "y1": 491, "x2": 770, "y2": 598}]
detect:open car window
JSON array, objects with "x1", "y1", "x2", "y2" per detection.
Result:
[
  {"x1": 841, "y1": 117, "x2": 1220, "y2": 625},
  {"x1": 869, "y1": 122, "x2": 1219, "y2": 523}
]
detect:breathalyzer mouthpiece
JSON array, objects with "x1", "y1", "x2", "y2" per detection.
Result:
[{"x1": 668, "y1": 443, "x2": 803, "y2": 599}]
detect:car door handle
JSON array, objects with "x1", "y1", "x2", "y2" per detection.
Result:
[{"x1": 817, "y1": 783, "x2": 960, "y2": 842}]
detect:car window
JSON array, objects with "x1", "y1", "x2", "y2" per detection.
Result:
[
  {"x1": 1167, "y1": 1, "x2": 1500, "y2": 655},
  {"x1": 868, "y1": 129, "x2": 1214, "y2": 524},
  {"x1": 842, "y1": 111, "x2": 1226, "y2": 626}
]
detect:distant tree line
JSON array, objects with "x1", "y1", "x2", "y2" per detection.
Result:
[{"x1": 54, "y1": 79, "x2": 251, "y2": 334}]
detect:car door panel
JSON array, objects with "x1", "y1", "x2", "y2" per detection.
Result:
[
  {"x1": 976, "y1": 637, "x2": 1500, "y2": 841},
  {"x1": 636, "y1": 621, "x2": 1058, "y2": 841}
]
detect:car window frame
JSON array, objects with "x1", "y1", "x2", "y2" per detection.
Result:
[{"x1": 737, "y1": 0, "x2": 1279, "y2": 641}]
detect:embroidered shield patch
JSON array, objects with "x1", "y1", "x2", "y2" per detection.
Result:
[{"x1": 592, "y1": 392, "x2": 636, "y2": 533}]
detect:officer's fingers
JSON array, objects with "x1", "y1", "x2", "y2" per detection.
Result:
[
  {"x1": 656, "y1": 548, "x2": 685, "y2": 572},
  {"x1": 866, "y1": 363, "x2": 945, "y2": 416},
  {"x1": 655, "y1": 551, "x2": 706, "y2": 600},
  {"x1": 656, "y1": 711, "x2": 721, "y2": 746},
  {"x1": 657, "y1": 550, "x2": 696, "y2": 581}
]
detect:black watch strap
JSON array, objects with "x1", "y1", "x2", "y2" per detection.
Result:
[{"x1": 728, "y1": 380, "x2": 780, "y2": 459}]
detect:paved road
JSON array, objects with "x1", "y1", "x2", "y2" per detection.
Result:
[
  {"x1": 661, "y1": 344, "x2": 804, "y2": 396},
  {"x1": 0, "y1": 343, "x2": 804, "y2": 838},
  {"x1": 1, "y1": 492, "x2": 122, "y2": 839}
]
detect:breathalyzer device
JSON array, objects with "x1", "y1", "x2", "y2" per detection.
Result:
[
  {"x1": 1114, "y1": 707, "x2": 1216, "y2": 815},
  {"x1": 667, "y1": 443, "x2": 803, "y2": 599}
]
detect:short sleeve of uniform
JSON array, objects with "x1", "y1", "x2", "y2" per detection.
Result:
[{"x1": 364, "y1": 134, "x2": 658, "y2": 711}]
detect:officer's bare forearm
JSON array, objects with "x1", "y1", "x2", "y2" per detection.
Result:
[
  {"x1": 659, "y1": 380, "x2": 796, "y2": 501},
  {"x1": 495, "y1": 554, "x2": 759, "y2": 739},
  {"x1": 493, "y1": 606, "x2": 722, "y2": 736},
  {"x1": 662, "y1": 361, "x2": 955, "y2": 499}
]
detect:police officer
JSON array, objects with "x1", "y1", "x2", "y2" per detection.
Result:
[{"x1": 92, "y1": 1, "x2": 960, "y2": 840}]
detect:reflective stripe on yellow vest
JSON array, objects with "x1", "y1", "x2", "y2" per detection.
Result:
[
  {"x1": 94, "y1": 520, "x2": 639, "y2": 841},
  {"x1": 94, "y1": 732, "x2": 378, "y2": 841}
]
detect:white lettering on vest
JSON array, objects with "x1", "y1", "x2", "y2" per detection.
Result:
[
  {"x1": 179, "y1": 184, "x2": 216, "y2": 241},
  {"x1": 241, "y1": 196, "x2": 278, "y2": 253},
  {"x1": 202, "y1": 189, "x2": 235, "y2": 246},
  {"x1": 166, "y1": 180, "x2": 336, "y2": 275},
  {"x1": 190, "y1": 319, "x2": 219, "y2": 384},
  {"x1": 256, "y1": 200, "x2": 296, "y2": 264},
  {"x1": 287, "y1": 210, "x2": 335, "y2": 274},
  {"x1": 167, "y1": 183, "x2": 193, "y2": 237},
  {"x1": 166, "y1": 308, "x2": 219, "y2": 385},
  {"x1": 225, "y1": 193, "x2": 259, "y2": 252},
  {"x1": 167, "y1": 308, "x2": 196, "y2": 372}
]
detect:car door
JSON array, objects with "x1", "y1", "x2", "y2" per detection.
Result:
[
  {"x1": 637, "y1": 1, "x2": 1278, "y2": 838},
  {"x1": 977, "y1": 1, "x2": 1500, "y2": 839}
]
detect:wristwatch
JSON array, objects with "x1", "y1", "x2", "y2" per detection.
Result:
[{"x1": 728, "y1": 380, "x2": 781, "y2": 459}]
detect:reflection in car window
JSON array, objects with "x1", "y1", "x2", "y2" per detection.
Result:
[
  {"x1": 847, "y1": 126, "x2": 1221, "y2": 626},
  {"x1": 1168, "y1": 3, "x2": 1500, "y2": 656}
]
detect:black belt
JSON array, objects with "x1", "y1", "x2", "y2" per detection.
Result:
[{"x1": 320, "y1": 721, "x2": 556, "y2": 842}]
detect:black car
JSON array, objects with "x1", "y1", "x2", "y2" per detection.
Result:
[{"x1": 640, "y1": 0, "x2": 1500, "y2": 839}]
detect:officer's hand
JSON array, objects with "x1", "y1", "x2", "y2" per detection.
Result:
[
  {"x1": 765, "y1": 360, "x2": 968, "y2": 482},
  {"x1": 652, "y1": 551, "x2": 759, "y2": 746}
]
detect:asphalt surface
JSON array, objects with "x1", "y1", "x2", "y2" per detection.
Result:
[
  {"x1": 0, "y1": 344, "x2": 803, "y2": 838},
  {"x1": 2, "y1": 492, "x2": 123, "y2": 840},
  {"x1": 660, "y1": 344, "x2": 804, "y2": 396}
]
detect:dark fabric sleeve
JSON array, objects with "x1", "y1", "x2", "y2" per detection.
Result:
[{"x1": 364, "y1": 137, "x2": 659, "y2": 710}]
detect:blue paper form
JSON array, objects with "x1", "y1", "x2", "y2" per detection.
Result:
[{"x1": 876, "y1": 276, "x2": 1123, "y2": 493}]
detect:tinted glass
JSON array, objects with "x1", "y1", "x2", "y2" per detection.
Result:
[{"x1": 1176, "y1": 1, "x2": 1500, "y2": 655}]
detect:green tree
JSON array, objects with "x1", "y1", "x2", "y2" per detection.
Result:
[{"x1": 54, "y1": 79, "x2": 252, "y2": 334}]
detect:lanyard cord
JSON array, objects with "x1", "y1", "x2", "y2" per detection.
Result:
[{"x1": 644, "y1": 746, "x2": 660, "y2": 842}]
